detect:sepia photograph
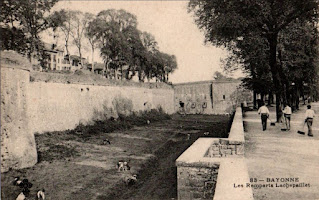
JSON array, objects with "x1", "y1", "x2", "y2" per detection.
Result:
[{"x1": 1, "y1": 0, "x2": 318, "y2": 199}]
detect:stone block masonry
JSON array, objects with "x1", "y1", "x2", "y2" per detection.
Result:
[
  {"x1": 1, "y1": 50, "x2": 174, "y2": 172},
  {"x1": 1, "y1": 53, "x2": 37, "y2": 172},
  {"x1": 177, "y1": 166, "x2": 219, "y2": 200},
  {"x1": 176, "y1": 107, "x2": 253, "y2": 200},
  {"x1": 206, "y1": 139, "x2": 244, "y2": 157},
  {"x1": 28, "y1": 81, "x2": 174, "y2": 134}
]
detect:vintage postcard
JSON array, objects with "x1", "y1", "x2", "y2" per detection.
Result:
[{"x1": 1, "y1": 0, "x2": 318, "y2": 199}]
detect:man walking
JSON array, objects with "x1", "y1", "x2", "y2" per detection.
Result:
[
  {"x1": 305, "y1": 105, "x2": 315, "y2": 137},
  {"x1": 283, "y1": 104, "x2": 292, "y2": 130},
  {"x1": 258, "y1": 102, "x2": 270, "y2": 131}
]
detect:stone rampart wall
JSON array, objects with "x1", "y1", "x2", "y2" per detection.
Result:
[
  {"x1": 174, "y1": 81, "x2": 241, "y2": 115},
  {"x1": 28, "y1": 81, "x2": 174, "y2": 134},
  {"x1": 1, "y1": 66, "x2": 37, "y2": 172}
]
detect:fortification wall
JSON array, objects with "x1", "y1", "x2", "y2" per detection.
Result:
[
  {"x1": 28, "y1": 81, "x2": 174, "y2": 134},
  {"x1": 174, "y1": 81, "x2": 241, "y2": 115},
  {"x1": 212, "y1": 81, "x2": 241, "y2": 114},
  {"x1": 1, "y1": 51, "x2": 37, "y2": 172}
]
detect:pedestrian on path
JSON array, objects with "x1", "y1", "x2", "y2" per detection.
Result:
[
  {"x1": 258, "y1": 102, "x2": 270, "y2": 131},
  {"x1": 305, "y1": 105, "x2": 315, "y2": 137},
  {"x1": 283, "y1": 104, "x2": 292, "y2": 130}
]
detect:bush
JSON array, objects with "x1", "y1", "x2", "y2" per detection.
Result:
[{"x1": 68, "y1": 108, "x2": 171, "y2": 138}]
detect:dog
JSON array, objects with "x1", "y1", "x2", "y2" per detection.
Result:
[
  {"x1": 117, "y1": 160, "x2": 130, "y2": 171},
  {"x1": 187, "y1": 134, "x2": 190, "y2": 140},
  {"x1": 16, "y1": 188, "x2": 30, "y2": 200},
  {"x1": 37, "y1": 189, "x2": 45, "y2": 200},
  {"x1": 16, "y1": 192, "x2": 26, "y2": 200},
  {"x1": 13, "y1": 178, "x2": 32, "y2": 190}
]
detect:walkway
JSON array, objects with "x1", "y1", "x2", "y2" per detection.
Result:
[{"x1": 243, "y1": 103, "x2": 319, "y2": 200}]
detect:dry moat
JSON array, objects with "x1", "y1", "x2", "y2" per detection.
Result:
[{"x1": 1, "y1": 114, "x2": 231, "y2": 200}]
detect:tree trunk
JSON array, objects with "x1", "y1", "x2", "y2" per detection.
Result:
[
  {"x1": 268, "y1": 33, "x2": 283, "y2": 122},
  {"x1": 78, "y1": 46, "x2": 82, "y2": 69},
  {"x1": 91, "y1": 47, "x2": 94, "y2": 73},
  {"x1": 120, "y1": 66, "x2": 123, "y2": 80},
  {"x1": 253, "y1": 91, "x2": 257, "y2": 109},
  {"x1": 268, "y1": 91, "x2": 272, "y2": 106}
]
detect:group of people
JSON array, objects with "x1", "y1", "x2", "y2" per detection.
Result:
[{"x1": 257, "y1": 102, "x2": 315, "y2": 137}]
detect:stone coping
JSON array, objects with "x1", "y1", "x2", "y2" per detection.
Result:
[
  {"x1": 176, "y1": 138, "x2": 221, "y2": 167},
  {"x1": 228, "y1": 107, "x2": 245, "y2": 144},
  {"x1": 213, "y1": 159, "x2": 254, "y2": 200},
  {"x1": 176, "y1": 107, "x2": 245, "y2": 167},
  {"x1": 176, "y1": 106, "x2": 253, "y2": 199}
]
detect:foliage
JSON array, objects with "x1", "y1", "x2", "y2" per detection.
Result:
[
  {"x1": 69, "y1": 108, "x2": 171, "y2": 137},
  {"x1": 213, "y1": 71, "x2": 235, "y2": 81},
  {"x1": 82, "y1": 9, "x2": 178, "y2": 82},
  {"x1": 0, "y1": 0, "x2": 59, "y2": 64},
  {"x1": 189, "y1": 0, "x2": 319, "y2": 119}
]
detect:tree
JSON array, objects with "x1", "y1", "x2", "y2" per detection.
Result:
[
  {"x1": 213, "y1": 71, "x2": 235, "y2": 81},
  {"x1": 278, "y1": 20, "x2": 319, "y2": 107},
  {"x1": 189, "y1": 0, "x2": 318, "y2": 120},
  {"x1": 49, "y1": 9, "x2": 71, "y2": 56},
  {"x1": 85, "y1": 16, "x2": 100, "y2": 72},
  {"x1": 69, "y1": 11, "x2": 92, "y2": 66},
  {"x1": 96, "y1": 9, "x2": 138, "y2": 79},
  {"x1": 140, "y1": 32, "x2": 159, "y2": 81},
  {"x1": 1, "y1": 0, "x2": 59, "y2": 63}
]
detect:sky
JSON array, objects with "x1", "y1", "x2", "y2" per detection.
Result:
[{"x1": 48, "y1": 0, "x2": 241, "y2": 83}]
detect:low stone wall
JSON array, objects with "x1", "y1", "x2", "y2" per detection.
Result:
[
  {"x1": 176, "y1": 107, "x2": 253, "y2": 200},
  {"x1": 205, "y1": 107, "x2": 245, "y2": 157},
  {"x1": 176, "y1": 138, "x2": 221, "y2": 200}
]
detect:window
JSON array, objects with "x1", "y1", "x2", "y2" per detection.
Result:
[
  {"x1": 223, "y1": 95, "x2": 226, "y2": 100},
  {"x1": 53, "y1": 55, "x2": 56, "y2": 62},
  {"x1": 58, "y1": 58, "x2": 59, "y2": 63}
]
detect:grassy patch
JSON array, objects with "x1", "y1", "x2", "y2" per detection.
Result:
[
  {"x1": 2, "y1": 114, "x2": 231, "y2": 200},
  {"x1": 67, "y1": 108, "x2": 171, "y2": 140}
]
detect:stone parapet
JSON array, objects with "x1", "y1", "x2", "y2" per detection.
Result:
[
  {"x1": 176, "y1": 107, "x2": 253, "y2": 200},
  {"x1": 213, "y1": 159, "x2": 254, "y2": 200},
  {"x1": 205, "y1": 107, "x2": 245, "y2": 158},
  {"x1": 176, "y1": 138, "x2": 221, "y2": 200}
]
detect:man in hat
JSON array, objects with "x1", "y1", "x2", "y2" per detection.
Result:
[{"x1": 305, "y1": 105, "x2": 315, "y2": 137}]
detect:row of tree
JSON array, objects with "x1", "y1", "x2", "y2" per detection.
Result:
[
  {"x1": 189, "y1": 0, "x2": 319, "y2": 120},
  {"x1": 0, "y1": 0, "x2": 177, "y2": 82}
]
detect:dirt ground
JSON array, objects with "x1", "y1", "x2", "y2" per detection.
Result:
[{"x1": 1, "y1": 114, "x2": 230, "y2": 200}]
